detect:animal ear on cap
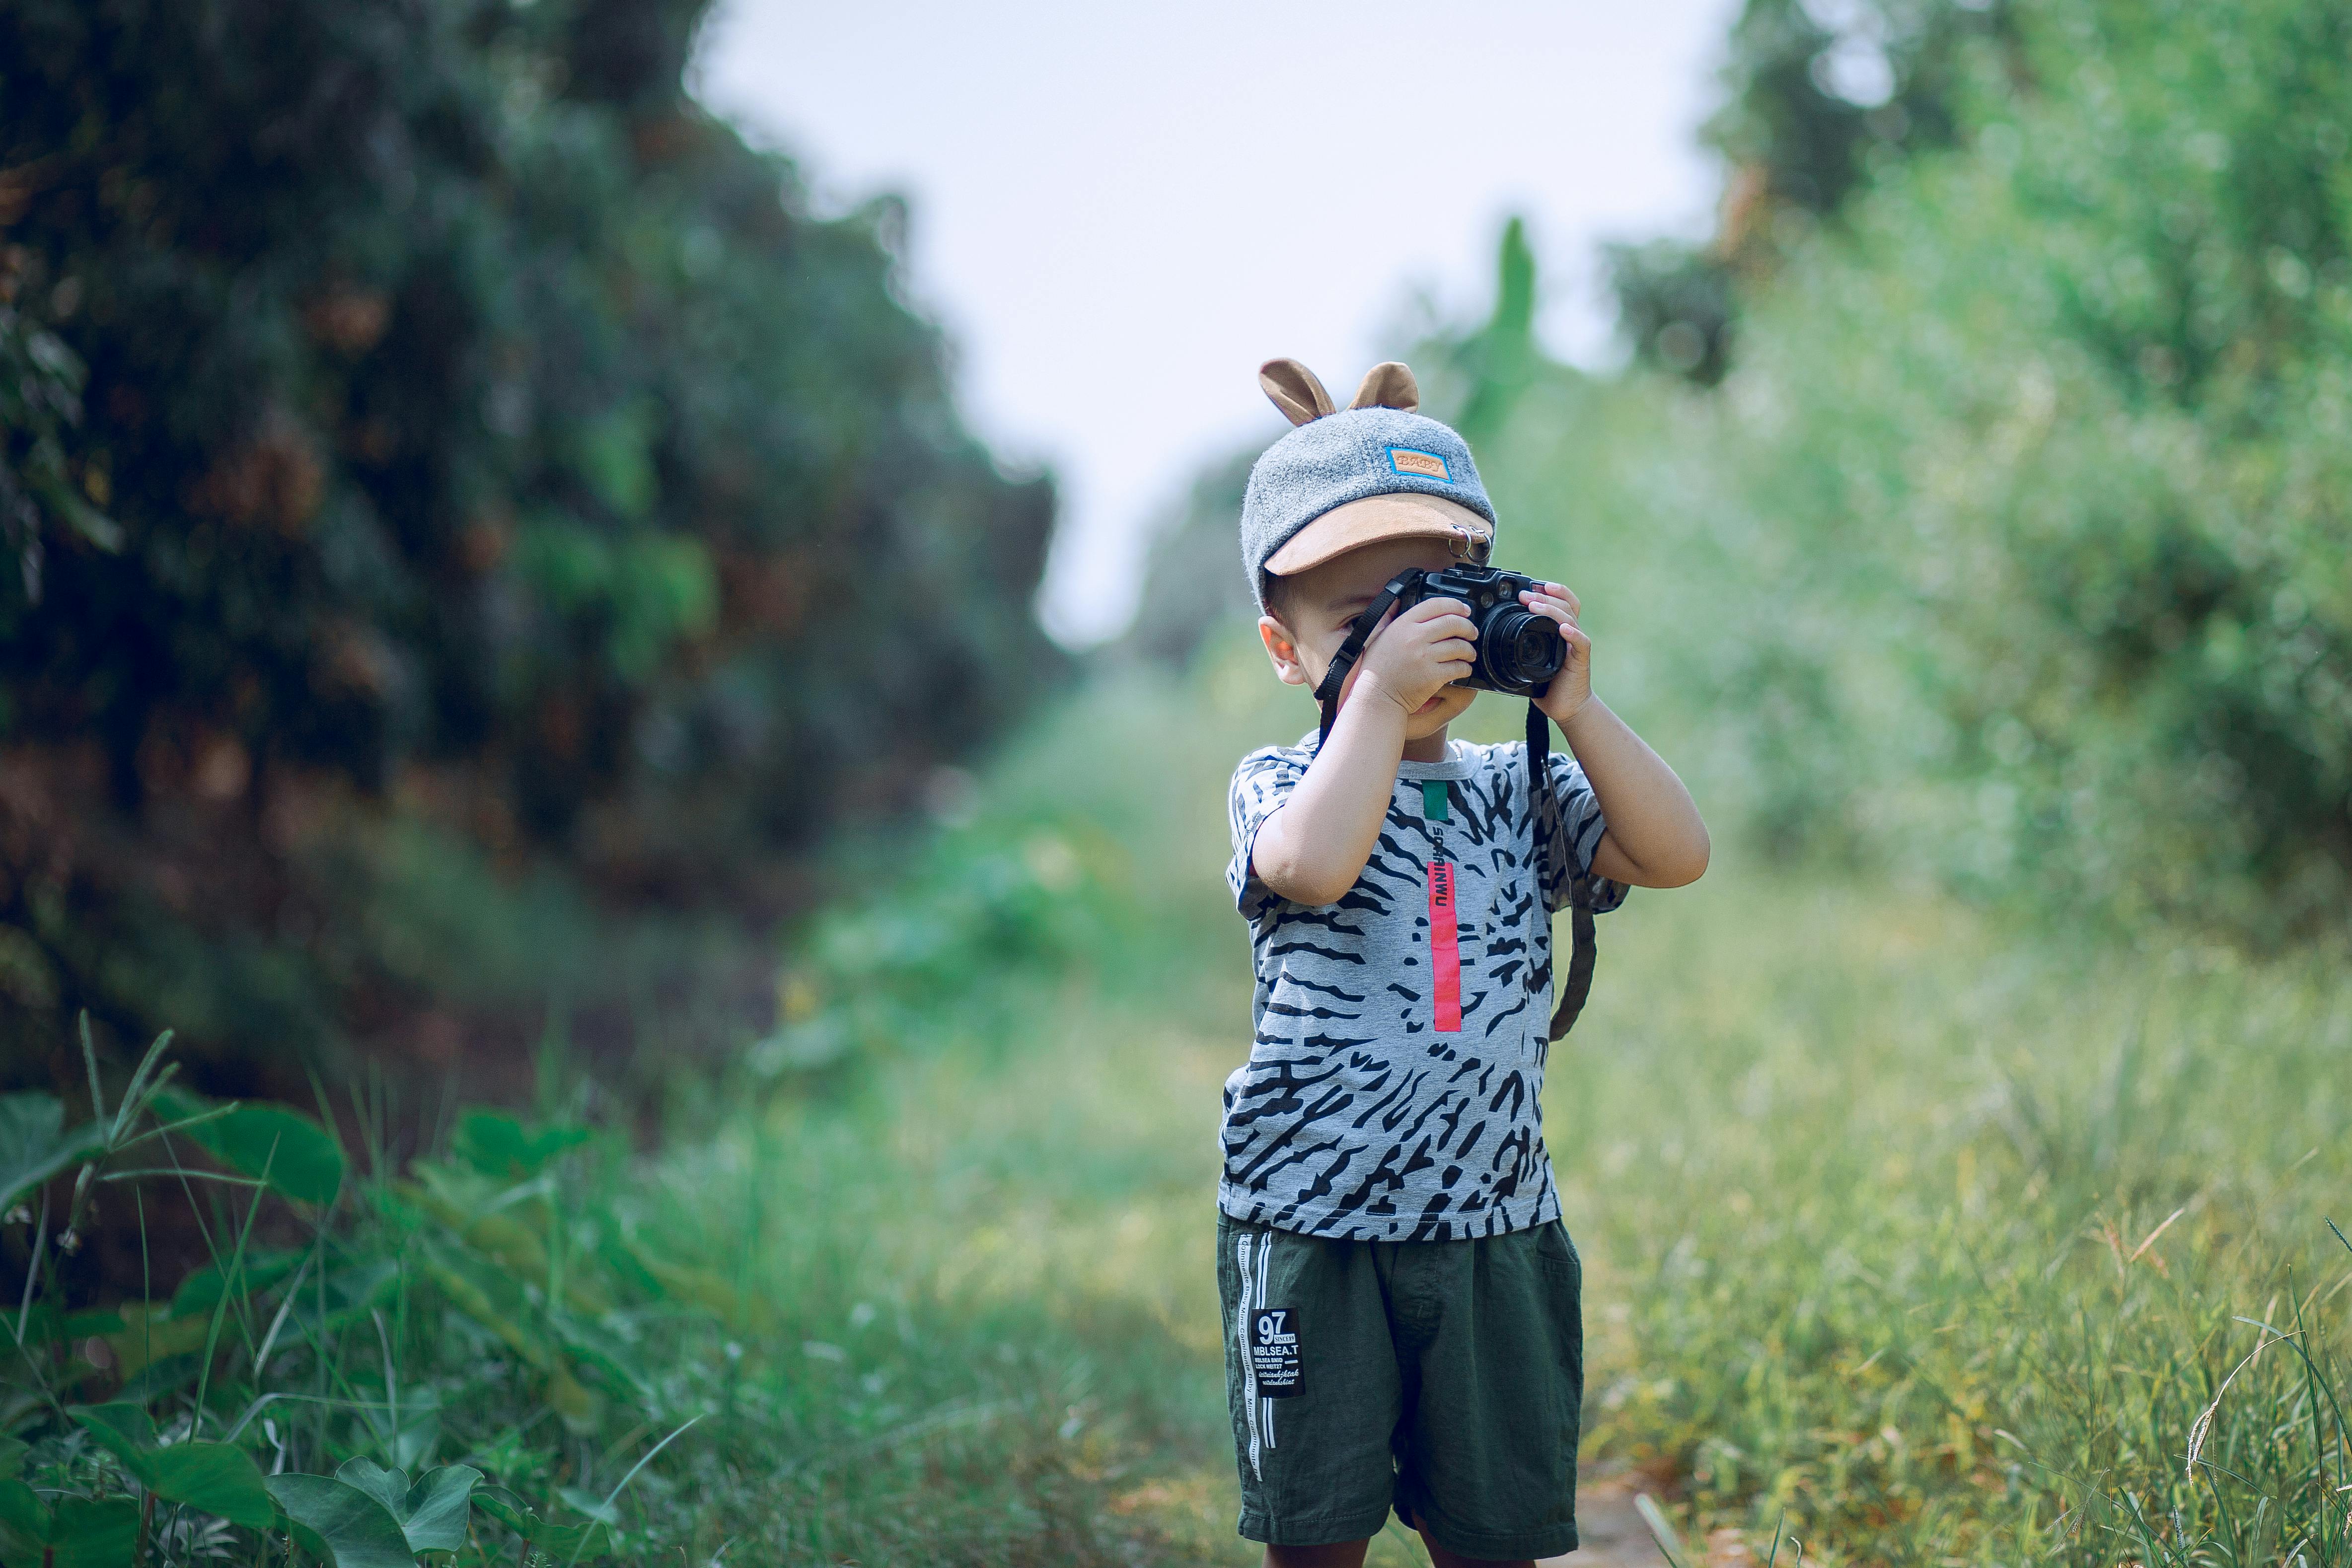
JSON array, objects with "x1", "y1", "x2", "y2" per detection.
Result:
[
  {"x1": 1259, "y1": 358, "x2": 1337, "y2": 427},
  {"x1": 1350, "y1": 361, "x2": 1419, "y2": 413}
]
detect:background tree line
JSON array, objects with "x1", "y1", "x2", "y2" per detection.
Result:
[{"x1": 0, "y1": 0, "x2": 1063, "y2": 1104}]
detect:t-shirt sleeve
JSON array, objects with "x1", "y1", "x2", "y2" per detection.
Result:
[
  {"x1": 1226, "y1": 748, "x2": 1305, "y2": 919},
  {"x1": 1542, "y1": 750, "x2": 1630, "y2": 916}
]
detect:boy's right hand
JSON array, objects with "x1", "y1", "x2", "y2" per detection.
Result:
[{"x1": 1351, "y1": 598, "x2": 1476, "y2": 715}]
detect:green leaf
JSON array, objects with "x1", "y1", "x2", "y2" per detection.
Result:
[
  {"x1": 147, "y1": 1442, "x2": 276, "y2": 1529},
  {"x1": 265, "y1": 1474, "x2": 417, "y2": 1568},
  {"x1": 0, "y1": 1441, "x2": 24, "y2": 1482},
  {"x1": 471, "y1": 1491, "x2": 611, "y2": 1563},
  {"x1": 64, "y1": 1409, "x2": 268, "y2": 1526},
  {"x1": 47, "y1": 1498, "x2": 139, "y2": 1568},
  {"x1": 100, "y1": 1300, "x2": 214, "y2": 1382},
  {"x1": 335, "y1": 1459, "x2": 481, "y2": 1555},
  {"x1": 351, "y1": 1381, "x2": 440, "y2": 1473},
  {"x1": 0, "y1": 1479, "x2": 49, "y2": 1568},
  {"x1": 0, "y1": 1091, "x2": 106, "y2": 1214},
  {"x1": 67, "y1": 1403, "x2": 160, "y2": 1486},
  {"x1": 545, "y1": 1364, "x2": 601, "y2": 1434},
  {"x1": 170, "y1": 1246, "x2": 301, "y2": 1316},
  {"x1": 467, "y1": 1492, "x2": 525, "y2": 1533},
  {"x1": 546, "y1": 1307, "x2": 655, "y2": 1406},
  {"x1": 152, "y1": 1091, "x2": 343, "y2": 1206},
  {"x1": 574, "y1": 401, "x2": 656, "y2": 520},
  {"x1": 392, "y1": 1467, "x2": 478, "y2": 1554},
  {"x1": 4, "y1": 1302, "x2": 123, "y2": 1349},
  {"x1": 332, "y1": 1460, "x2": 408, "y2": 1533},
  {"x1": 528, "y1": 1517, "x2": 613, "y2": 1562},
  {"x1": 277, "y1": 1256, "x2": 400, "y2": 1345},
  {"x1": 0, "y1": 928, "x2": 59, "y2": 1011},
  {"x1": 395, "y1": 1476, "x2": 477, "y2": 1561},
  {"x1": 552, "y1": 1486, "x2": 615, "y2": 1524},
  {"x1": 451, "y1": 1112, "x2": 590, "y2": 1181},
  {"x1": 415, "y1": 1238, "x2": 550, "y2": 1370}
]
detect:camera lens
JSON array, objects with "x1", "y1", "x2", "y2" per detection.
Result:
[{"x1": 1483, "y1": 609, "x2": 1566, "y2": 691}]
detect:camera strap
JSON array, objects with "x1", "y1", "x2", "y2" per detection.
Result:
[
  {"x1": 1307, "y1": 566, "x2": 1596, "y2": 1042},
  {"x1": 1529, "y1": 699, "x2": 1597, "y2": 1042},
  {"x1": 1314, "y1": 569, "x2": 1425, "y2": 748}
]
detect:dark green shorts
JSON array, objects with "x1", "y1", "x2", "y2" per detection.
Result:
[{"x1": 1217, "y1": 1210, "x2": 1584, "y2": 1560}]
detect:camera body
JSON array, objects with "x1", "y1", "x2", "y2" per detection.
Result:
[{"x1": 1393, "y1": 565, "x2": 1564, "y2": 697}]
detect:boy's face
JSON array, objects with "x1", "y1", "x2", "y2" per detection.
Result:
[{"x1": 1257, "y1": 536, "x2": 1476, "y2": 740}]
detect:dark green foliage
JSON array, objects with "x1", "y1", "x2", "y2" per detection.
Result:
[
  {"x1": 1704, "y1": 0, "x2": 2009, "y2": 222},
  {"x1": 0, "y1": 768, "x2": 1151, "y2": 1564},
  {"x1": 1694, "y1": 0, "x2": 2352, "y2": 932},
  {"x1": 0, "y1": 0, "x2": 1061, "y2": 1091},
  {"x1": 0, "y1": 288, "x2": 120, "y2": 603},
  {"x1": 1609, "y1": 0, "x2": 2014, "y2": 382},
  {"x1": 1606, "y1": 237, "x2": 1738, "y2": 385},
  {"x1": 148, "y1": 1089, "x2": 344, "y2": 1206}
]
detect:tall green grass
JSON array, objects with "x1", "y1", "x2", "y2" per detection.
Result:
[{"x1": 9, "y1": 658, "x2": 2350, "y2": 1567}]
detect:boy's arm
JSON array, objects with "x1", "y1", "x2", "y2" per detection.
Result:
[
  {"x1": 1251, "y1": 600, "x2": 1476, "y2": 906},
  {"x1": 1558, "y1": 700, "x2": 1709, "y2": 887},
  {"x1": 1524, "y1": 583, "x2": 1711, "y2": 889}
]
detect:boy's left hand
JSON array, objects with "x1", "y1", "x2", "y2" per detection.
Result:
[{"x1": 1520, "y1": 583, "x2": 1592, "y2": 726}]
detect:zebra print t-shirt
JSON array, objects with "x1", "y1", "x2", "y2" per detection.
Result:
[{"x1": 1220, "y1": 732, "x2": 1626, "y2": 1242}]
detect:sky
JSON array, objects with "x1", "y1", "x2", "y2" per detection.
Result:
[{"x1": 692, "y1": 1, "x2": 1739, "y2": 645}]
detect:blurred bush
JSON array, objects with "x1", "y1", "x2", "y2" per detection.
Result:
[
  {"x1": 1698, "y1": 0, "x2": 2352, "y2": 936},
  {"x1": 0, "y1": 0, "x2": 1063, "y2": 1092},
  {"x1": 1610, "y1": 0, "x2": 2014, "y2": 383}
]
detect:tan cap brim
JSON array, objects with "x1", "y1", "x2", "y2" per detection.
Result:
[{"x1": 1263, "y1": 492, "x2": 1494, "y2": 578}]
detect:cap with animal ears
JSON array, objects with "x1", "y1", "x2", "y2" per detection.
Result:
[{"x1": 1239, "y1": 357, "x2": 1497, "y2": 615}]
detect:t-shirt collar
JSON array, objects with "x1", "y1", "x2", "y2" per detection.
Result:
[{"x1": 1294, "y1": 731, "x2": 1477, "y2": 781}]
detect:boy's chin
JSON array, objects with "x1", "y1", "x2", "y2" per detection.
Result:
[{"x1": 1404, "y1": 688, "x2": 1474, "y2": 738}]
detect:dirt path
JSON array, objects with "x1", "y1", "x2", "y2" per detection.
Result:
[{"x1": 1543, "y1": 1478, "x2": 1672, "y2": 1568}]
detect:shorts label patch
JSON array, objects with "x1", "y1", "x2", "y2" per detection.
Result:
[
  {"x1": 1388, "y1": 446, "x2": 1451, "y2": 481},
  {"x1": 1249, "y1": 1305, "x2": 1303, "y2": 1397}
]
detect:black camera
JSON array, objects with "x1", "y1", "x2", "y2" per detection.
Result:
[{"x1": 1392, "y1": 565, "x2": 1565, "y2": 697}]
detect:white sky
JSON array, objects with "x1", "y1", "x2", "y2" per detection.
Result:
[{"x1": 692, "y1": 1, "x2": 1736, "y2": 645}]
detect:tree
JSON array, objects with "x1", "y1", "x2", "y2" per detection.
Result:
[
  {"x1": 1611, "y1": 0, "x2": 2015, "y2": 382},
  {"x1": 0, "y1": 0, "x2": 1063, "y2": 1092}
]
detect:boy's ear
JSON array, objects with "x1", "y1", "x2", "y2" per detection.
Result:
[
  {"x1": 1259, "y1": 359, "x2": 1337, "y2": 427},
  {"x1": 1258, "y1": 615, "x2": 1311, "y2": 686},
  {"x1": 1350, "y1": 361, "x2": 1419, "y2": 412}
]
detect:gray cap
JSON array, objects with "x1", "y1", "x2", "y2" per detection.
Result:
[{"x1": 1239, "y1": 359, "x2": 1496, "y2": 614}]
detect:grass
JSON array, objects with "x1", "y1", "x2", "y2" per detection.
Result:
[{"x1": 8, "y1": 649, "x2": 2352, "y2": 1566}]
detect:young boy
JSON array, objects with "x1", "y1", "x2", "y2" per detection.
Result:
[{"x1": 1221, "y1": 358, "x2": 1709, "y2": 1568}]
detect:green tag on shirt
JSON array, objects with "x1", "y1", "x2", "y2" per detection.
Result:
[{"x1": 1421, "y1": 780, "x2": 1449, "y2": 822}]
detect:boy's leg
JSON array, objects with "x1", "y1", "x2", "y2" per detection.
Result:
[
  {"x1": 1388, "y1": 1218, "x2": 1584, "y2": 1564},
  {"x1": 1266, "y1": 1543, "x2": 1371, "y2": 1568},
  {"x1": 1217, "y1": 1212, "x2": 1403, "y2": 1552}
]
